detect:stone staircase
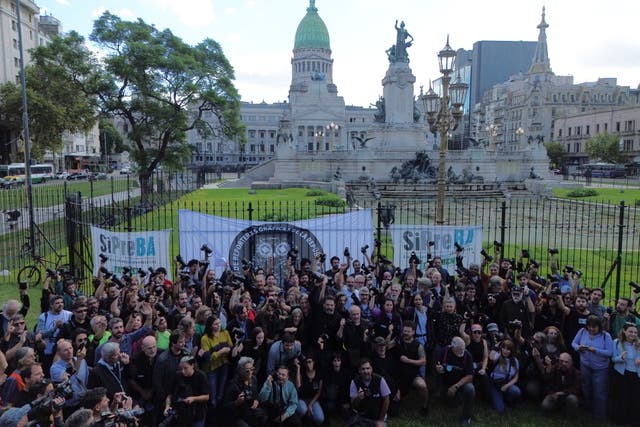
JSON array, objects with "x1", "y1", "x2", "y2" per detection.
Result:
[{"x1": 345, "y1": 180, "x2": 527, "y2": 200}]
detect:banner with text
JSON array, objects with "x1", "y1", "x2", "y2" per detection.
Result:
[
  {"x1": 389, "y1": 224, "x2": 483, "y2": 275},
  {"x1": 178, "y1": 209, "x2": 373, "y2": 281},
  {"x1": 90, "y1": 226, "x2": 172, "y2": 279}
]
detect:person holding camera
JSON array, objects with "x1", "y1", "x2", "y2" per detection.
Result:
[
  {"x1": 610, "y1": 322, "x2": 640, "y2": 426},
  {"x1": 258, "y1": 365, "x2": 301, "y2": 427},
  {"x1": 539, "y1": 351, "x2": 580, "y2": 417},
  {"x1": 50, "y1": 339, "x2": 88, "y2": 417},
  {"x1": 293, "y1": 353, "x2": 324, "y2": 426},
  {"x1": 487, "y1": 339, "x2": 521, "y2": 413},
  {"x1": 349, "y1": 357, "x2": 391, "y2": 427},
  {"x1": 435, "y1": 336, "x2": 475, "y2": 426},
  {"x1": 1, "y1": 313, "x2": 40, "y2": 371},
  {"x1": 153, "y1": 331, "x2": 188, "y2": 420},
  {"x1": 163, "y1": 355, "x2": 209, "y2": 427},
  {"x1": 499, "y1": 285, "x2": 535, "y2": 340},
  {"x1": 89, "y1": 342, "x2": 132, "y2": 400},
  {"x1": 60, "y1": 301, "x2": 91, "y2": 342},
  {"x1": 266, "y1": 332, "x2": 301, "y2": 376},
  {"x1": 222, "y1": 356, "x2": 267, "y2": 427},
  {"x1": 127, "y1": 335, "x2": 158, "y2": 425},
  {"x1": 199, "y1": 315, "x2": 234, "y2": 411},
  {"x1": 36, "y1": 295, "x2": 72, "y2": 373},
  {"x1": 396, "y1": 321, "x2": 430, "y2": 415},
  {"x1": 606, "y1": 297, "x2": 640, "y2": 337},
  {"x1": 13, "y1": 362, "x2": 45, "y2": 406},
  {"x1": 571, "y1": 315, "x2": 613, "y2": 420}
]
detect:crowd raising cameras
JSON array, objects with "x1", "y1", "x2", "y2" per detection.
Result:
[{"x1": 0, "y1": 241, "x2": 639, "y2": 427}]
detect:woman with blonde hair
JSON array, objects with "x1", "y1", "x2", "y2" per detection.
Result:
[{"x1": 611, "y1": 322, "x2": 640, "y2": 426}]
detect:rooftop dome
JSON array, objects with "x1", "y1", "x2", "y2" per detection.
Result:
[{"x1": 294, "y1": 0, "x2": 330, "y2": 50}]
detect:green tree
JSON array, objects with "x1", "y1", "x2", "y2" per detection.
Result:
[
  {"x1": 98, "y1": 118, "x2": 125, "y2": 156},
  {"x1": 90, "y1": 12, "x2": 244, "y2": 205},
  {"x1": 585, "y1": 133, "x2": 623, "y2": 163},
  {"x1": 0, "y1": 32, "x2": 98, "y2": 161},
  {"x1": 543, "y1": 141, "x2": 565, "y2": 168}
]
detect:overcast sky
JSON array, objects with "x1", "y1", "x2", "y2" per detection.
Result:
[{"x1": 37, "y1": 0, "x2": 640, "y2": 106}]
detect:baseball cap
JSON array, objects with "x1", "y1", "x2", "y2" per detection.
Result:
[
  {"x1": 486, "y1": 323, "x2": 499, "y2": 333},
  {"x1": 374, "y1": 336, "x2": 386, "y2": 346},
  {"x1": 0, "y1": 404, "x2": 30, "y2": 427}
]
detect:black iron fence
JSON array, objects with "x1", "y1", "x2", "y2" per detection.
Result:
[
  {"x1": 57, "y1": 190, "x2": 640, "y2": 301},
  {"x1": 0, "y1": 171, "x2": 215, "y2": 278}
]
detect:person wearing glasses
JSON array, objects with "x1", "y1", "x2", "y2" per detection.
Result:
[
  {"x1": 222, "y1": 356, "x2": 268, "y2": 427},
  {"x1": 60, "y1": 300, "x2": 91, "y2": 341}
]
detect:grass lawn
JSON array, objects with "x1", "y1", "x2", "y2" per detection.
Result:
[
  {"x1": 552, "y1": 186, "x2": 640, "y2": 205},
  {"x1": 0, "y1": 178, "x2": 136, "y2": 209}
]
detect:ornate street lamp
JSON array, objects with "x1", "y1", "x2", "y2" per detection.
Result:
[
  {"x1": 326, "y1": 122, "x2": 340, "y2": 151},
  {"x1": 422, "y1": 36, "x2": 468, "y2": 225}
]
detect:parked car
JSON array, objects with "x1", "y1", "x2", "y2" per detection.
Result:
[
  {"x1": 67, "y1": 172, "x2": 89, "y2": 181},
  {"x1": 55, "y1": 171, "x2": 69, "y2": 180},
  {"x1": 119, "y1": 167, "x2": 131, "y2": 175},
  {"x1": 89, "y1": 172, "x2": 107, "y2": 181}
]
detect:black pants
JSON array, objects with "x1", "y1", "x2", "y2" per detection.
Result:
[{"x1": 610, "y1": 370, "x2": 640, "y2": 426}]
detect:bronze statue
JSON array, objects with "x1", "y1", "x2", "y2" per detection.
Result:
[{"x1": 393, "y1": 20, "x2": 413, "y2": 63}]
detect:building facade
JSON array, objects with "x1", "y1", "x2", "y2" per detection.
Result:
[
  {"x1": 554, "y1": 105, "x2": 640, "y2": 168},
  {"x1": 471, "y1": 7, "x2": 640, "y2": 154}
]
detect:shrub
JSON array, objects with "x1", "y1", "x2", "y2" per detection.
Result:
[
  {"x1": 314, "y1": 196, "x2": 345, "y2": 208},
  {"x1": 259, "y1": 212, "x2": 288, "y2": 222},
  {"x1": 566, "y1": 189, "x2": 599, "y2": 198},
  {"x1": 305, "y1": 189, "x2": 326, "y2": 197},
  {"x1": 634, "y1": 199, "x2": 640, "y2": 207}
]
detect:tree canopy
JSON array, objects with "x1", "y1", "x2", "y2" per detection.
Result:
[
  {"x1": 89, "y1": 12, "x2": 244, "y2": 203},
  {"x1": 0, "y1": 32, "x2": 98, "y2": 161},
  {"x1": 585, "y1": 133, "x2": 623, "y2": 164},
  {"x1": 543, "y1": 141, "x2": 565, "y2": 168}
]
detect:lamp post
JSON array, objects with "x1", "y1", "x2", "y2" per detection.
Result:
[
  {"x1": 486, "y1": 123, "x2": 499, "y2": 150},
  {"x1": 422, "y1": 36, "x2": 468, "y2": 225},
  {"x1": 326, "y1": 122, "x2": 340, "y2": 151},
  {"x1": 314, "y1": 130, "x2": 324, "y2": 151},
  {"x1": 515, "y1": 127, "x2": 524, "y2": 148}
]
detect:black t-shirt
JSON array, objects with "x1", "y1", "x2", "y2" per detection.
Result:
[
  {"x1": 439, "y1": 347, "x2": 474, "y2": 388},
  {"x1": 172, "y1": 369, "x2": 208, "y2": 423}
]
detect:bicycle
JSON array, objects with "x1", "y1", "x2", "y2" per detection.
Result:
[
  {"x1": 18, "y1": 223, "x2": 68, "y2": 287},
  {"x1": 18, "y1": 251, "x2": 68, "y2": 288}
]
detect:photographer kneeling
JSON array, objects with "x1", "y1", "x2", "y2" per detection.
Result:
[{"x1": 222, "y1": 356, "x2": 267, "y2": 427}]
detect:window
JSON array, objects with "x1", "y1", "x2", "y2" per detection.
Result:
[
  {"x1": 14, "y1": 58, "x2": 19, "y2": 67},
  {"x1": 596, "y1": 124, "x2": 600, "y2": 133},
  {"x1": 12, "y1": 21, "x2": 17, "y2": 31},
  {"x1": 616, "y1": 122, "x2": 620, "y2": 132},
  {"x1": 259, "y1": 131, "x2": 265, "y2": 138},
  {"x1": 558, "y1": 129, "x2": 562, "y2": 137},
  {"x1": 298, "y1": 126, "x2": 304, "y2": 137},
  {"x1": 568, "y1": 127, "x2": 571, "y2": 136},
  {"x1": 248, "y1": 130, "x2": 256, "y2": 138},
  {"x1": 604, "y1": 123, "x2": 608, "y2": 132},
  {"x1": 586, "y1": 125, "x2": 590, "y2": 135},
  {"x1": 575, "y1": 142, "x2": 581, "y2": 153},
  {"x1": 13, "y1": 39, "x2": 17, "y2": 49},
  {"x1": 250, "y1": 144, "x2": 255, "y2": 153},
  {"x1": 623, "y1": 139, "x2": 633, "y2": 151}
]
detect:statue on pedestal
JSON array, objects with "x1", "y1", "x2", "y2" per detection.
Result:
[{"x1": 392, "y1": 20, "x2": 413, "y2": 63}]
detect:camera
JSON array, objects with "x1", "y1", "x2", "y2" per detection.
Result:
[
  {"x1": 267, "y1": 298, "x2": 278, "y2": 309},
  {"x1": 46, "y1": 268, "x2": 57, "y2": 278},
  {"x1": 548, "y1": 248, "x2": 559, "y2": 255},
  {"x1": 122, "y1": 267, "x2": 131, "y2": 276},
  {"x1": 454, "y1": 242, "x2": 463, "y2": 252},
  {"x1": 111, "y1": 276, "x2": 125, "y2": 289},
  {"x1": 241, "y1": 258, "x2": 253, "y2": 270},
  {"x1": 201, "y1": 244, "x2": 213, "y2": 255},
  {"x1": 288, "y1": 248, "x2": 299, "y2": 260},
  {"x1": 318, "y1": 252, "x2": 327, "y2": 263},
  {"x1": 508, "y1": 319, "x2": 523, "y2": 329},
  {"x1": 480, "y1": 249, "x2": 493, "y2": 262},
  {"x1": 494, "y1": 240, "x2": 502, "y2": 249},
  {"x1": 361, "y1": 245, "x2": 369, "y2": 255},
  {"x1": 564, "y1": 265, "x2": 574, "y2": 273},
  {"x1": 629, "y1": 281, "x2": 640, "y2": 293},
  {"x1": 311, "y1": 271, "x2": 325, "y2": 282},
  {"x1": 606, "y1": 306, "x2": 615, "y2": 315},
  {"x1": 175, "y1": 254, "x2": 186, "y2": 267},
  {"x1": 18, "y1": 280, "x2": 27, "y2": 290},
  {"x1": 137, "y1": 268, "x2": 146, "y2": 277},
  {"x1": 427, "y1": 240, "x2": 435, "y2": 247},
  {"x1": 409, "y1": 251, "x2": 421, "y2": 265},
  {"x1": 96, "y1": 408, "x2": 145, "y2": 427},
  {"x1": 232, "y1": 327, "x2": 245, "y2": 341},
  {"x1": 319, "y1": 333, "x2": 330, "y2": 342},
  {"x1": 99, "y1": 253, "x2": 109, "y2": 264},
  {"x1": 521, "y1": 249, "x2": 530, "y2": 259},
  {"x1": 344, "y1": 247, "x2": 351, "y2": 258},
  {"x1": 99, "y1": 266, "x2": 113, "y2": 279}
]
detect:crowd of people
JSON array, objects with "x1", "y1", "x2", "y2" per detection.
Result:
[{"x1": 0, "y1": 242, "x2": 639, "y2": 427}]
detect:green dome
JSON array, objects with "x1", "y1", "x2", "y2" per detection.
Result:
[{"x1": 294, "y1": 1, "x2": 330, "y2": 50}]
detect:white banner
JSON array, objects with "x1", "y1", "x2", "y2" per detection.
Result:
[
  {"x1": 178, "y1": 209, "x2": 374, "y2": 279},
  {"x1": 389, "y1": 224, "x2": 483, "y2": 275},
  {"x1": 90, "y1": 226, "x2": 172, "y2": 279}
]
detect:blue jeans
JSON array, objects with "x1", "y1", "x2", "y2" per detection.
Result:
[
  {"x1": 580, "y1": 364, "x2": 608, "y2": 420},
  {"x1": 488, "y1": 382, "x2": 521, "y2": 413},
  {"x1": 207, "y1": 365, "x2": 229, "y2": 407},
  {"x1": 296, "y1": 399, "x2": 325, "y2": 425}
]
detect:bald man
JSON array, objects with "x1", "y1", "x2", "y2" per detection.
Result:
[{"x1": 128, "y1": 335, "x2": 158, "y2": 426}]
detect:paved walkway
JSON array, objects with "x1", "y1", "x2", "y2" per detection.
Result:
[{"x1": 0, "y1": 187, "x2": 141, "y2": 236}]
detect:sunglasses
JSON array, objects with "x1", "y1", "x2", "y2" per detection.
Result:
[{"x1": 471, "y1": 330, "x2": 482, "y2": 334}]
